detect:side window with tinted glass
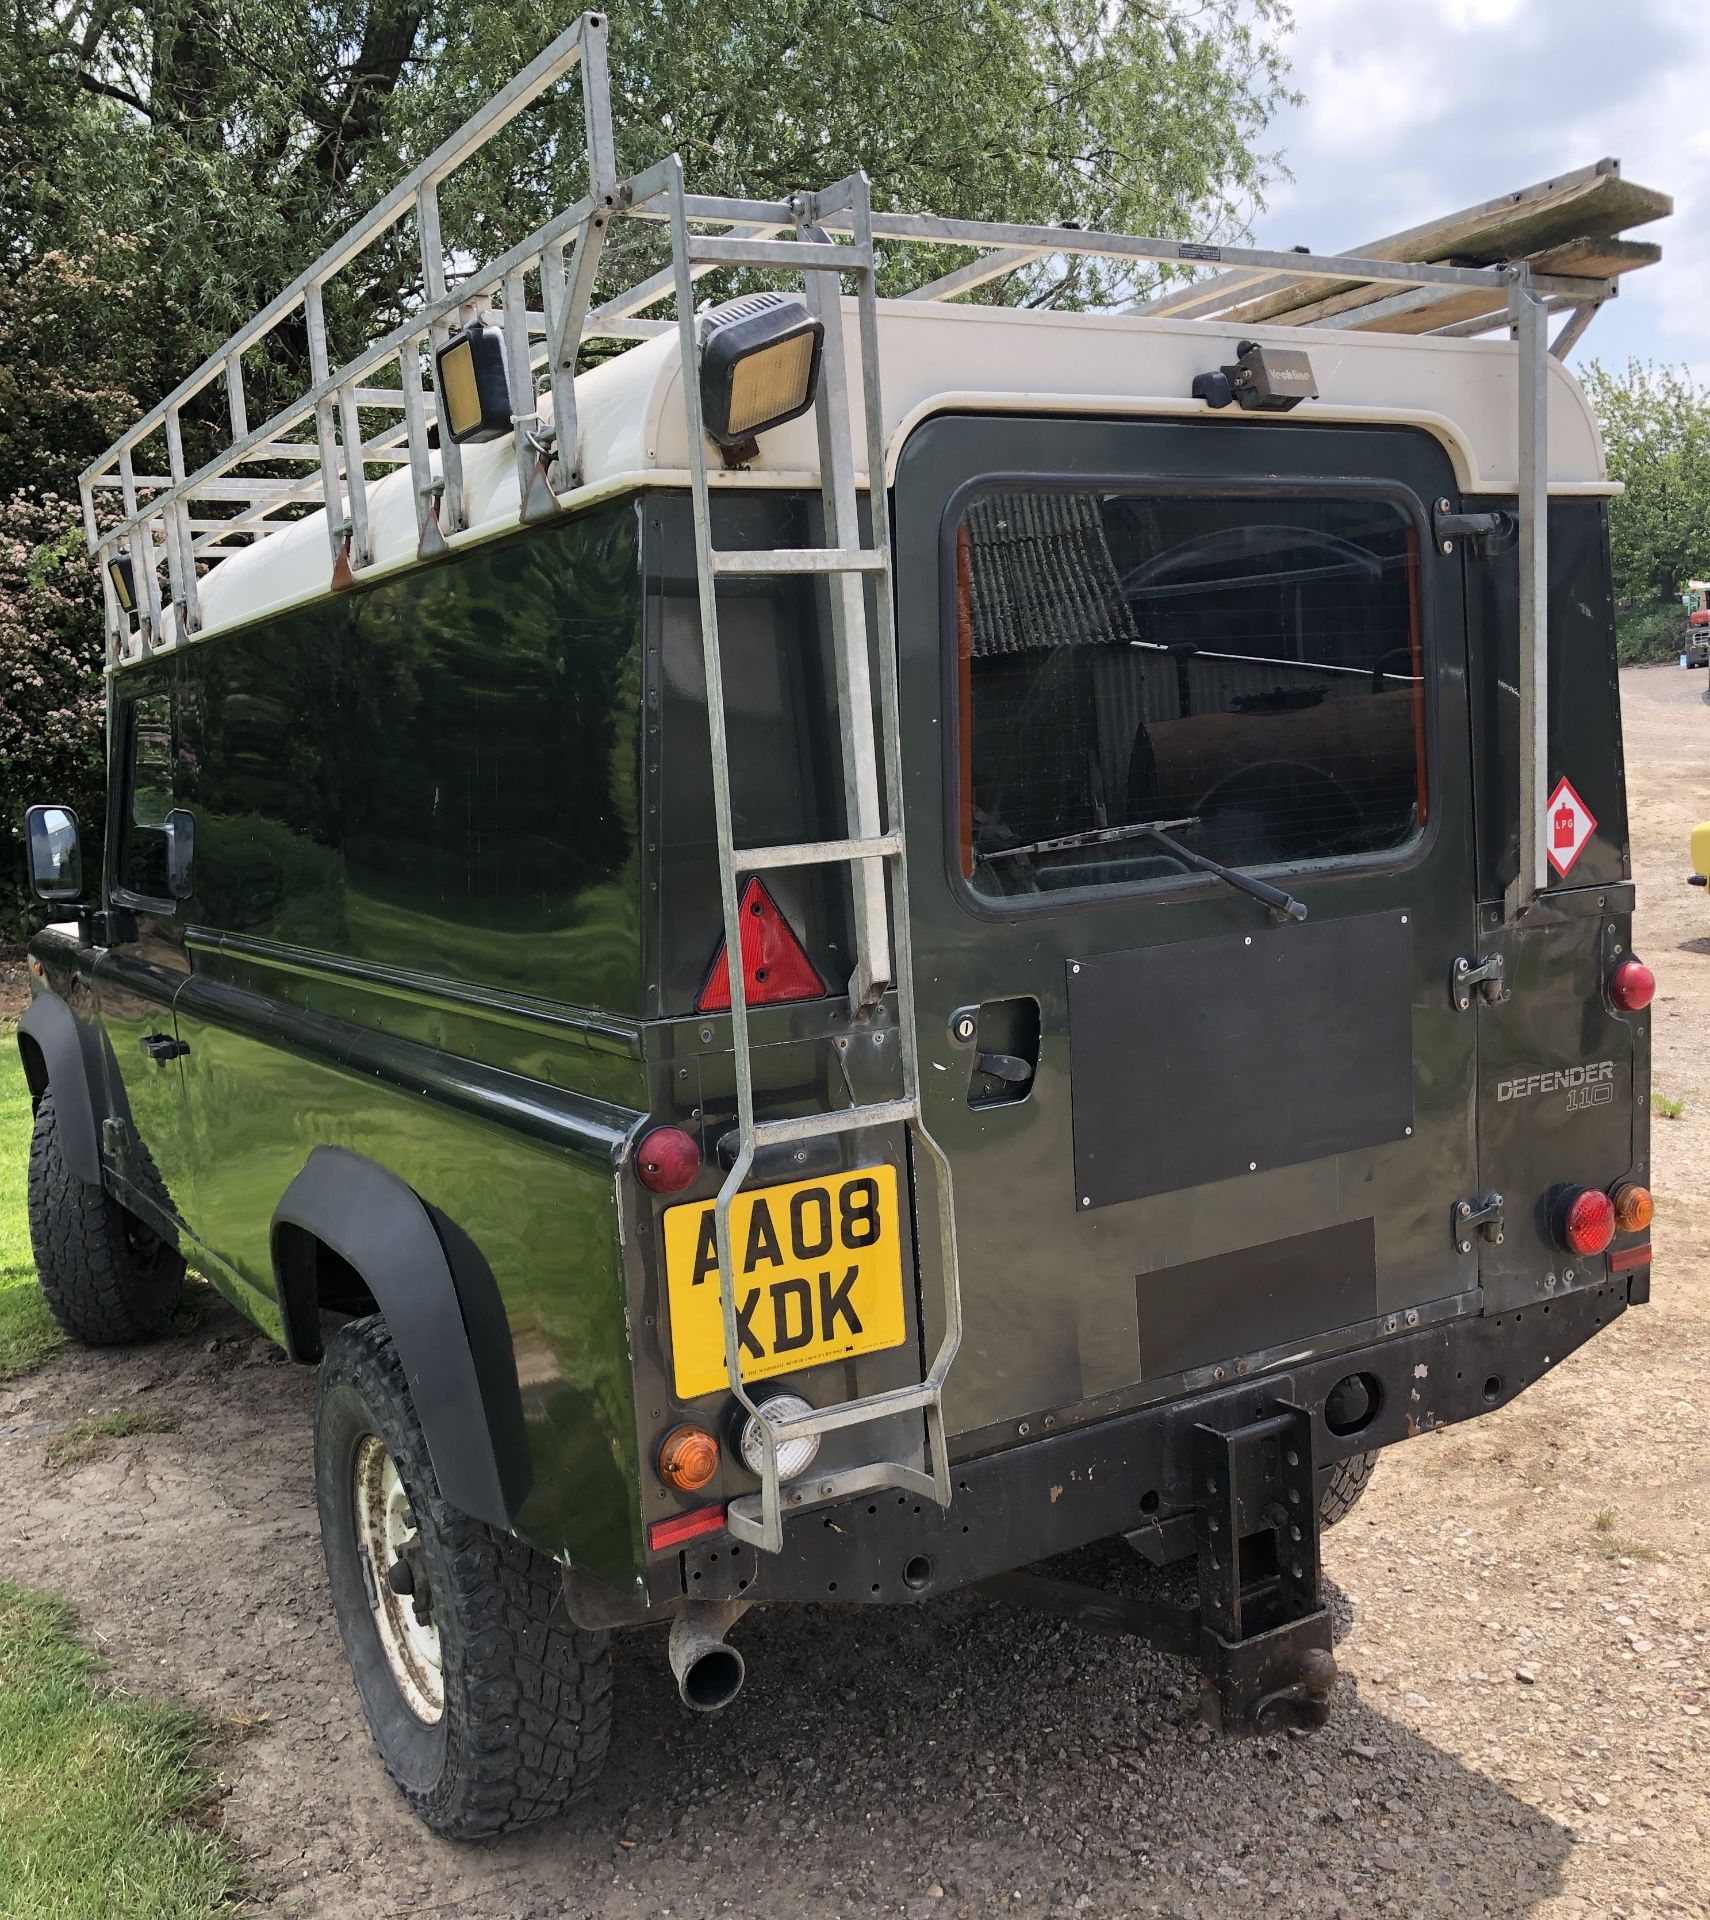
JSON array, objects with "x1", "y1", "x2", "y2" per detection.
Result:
[{"x1": 116, "y1": 690, "x2": 174, "y2": 902}]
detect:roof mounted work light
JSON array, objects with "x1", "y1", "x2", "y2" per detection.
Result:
[
  {"x1": 106, "y1": 555, "x2": 138, "y2": 615},
  {"x1": 435, "y1": 320, "x2": 512, "y2": 444},
  {"x1": 698, "y1": 294, "x2": 824, "y2": 455}
]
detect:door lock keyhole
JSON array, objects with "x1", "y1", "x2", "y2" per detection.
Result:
[{"x1": 949, "y1": 998, "x2": 1041, "y2": 1108}]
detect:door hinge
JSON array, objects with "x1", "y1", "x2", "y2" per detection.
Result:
[
  {"x1": 1451, "y1": 952, "x2": 1508, "y2": 1009},
  {"x1": 1454, "y1": 1193, "x2": 1505, "y2": 1252},
  {"x1": 1433, "y1": 502, "x2": 1516, "y2": 556},
  {"x1": 100, "y1": 1116, "x2": 131, "y2": 1160}
]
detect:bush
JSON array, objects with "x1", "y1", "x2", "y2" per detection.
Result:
[
  {"x1": 1615, "y1": 599, "x2": 1688, "y2": 666},
  {"x1": 0, "y1": 493, "x2": 106, "y2": 942}
]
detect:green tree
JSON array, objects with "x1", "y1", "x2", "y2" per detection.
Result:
[
  {"x1": 1580, "y1": 359, "x2": 1710, "y2": 606},
  {"x1": 1, "y1": 0, "x2": 1296, "y2": 937}
]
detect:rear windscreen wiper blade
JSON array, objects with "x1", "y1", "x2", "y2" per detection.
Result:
[{"x1": 978, "y1": 816, "x2": 1308, "y2": 923}]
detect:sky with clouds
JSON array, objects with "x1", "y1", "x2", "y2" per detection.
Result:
[{"x1": 1251, "y1": 0, "x2": 1707, "y2": 379}]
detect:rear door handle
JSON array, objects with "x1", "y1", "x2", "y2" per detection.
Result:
[{"x1": 140, "y1": 1032, "x2": 189, "y2": 1063}]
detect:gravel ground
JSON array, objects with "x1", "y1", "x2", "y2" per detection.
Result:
[{"x1": 1, "y1": 664, "x2": 1706, "y2": 1920}]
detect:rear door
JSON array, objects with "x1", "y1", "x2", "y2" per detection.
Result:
[{"x1": 892, "y1": 413, "x2": 1481, "y2": 1443}]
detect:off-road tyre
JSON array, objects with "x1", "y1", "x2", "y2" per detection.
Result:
[
  {"x1": 315, "y1": 1315, "x2": 612, "y2": 1839},
  {"x1": 27, "y1": 1089, "x2": 185, "y2": 1345},
  {"x1": 1320, "y1": 1451, "x2": 1377, "y2": 1528}
]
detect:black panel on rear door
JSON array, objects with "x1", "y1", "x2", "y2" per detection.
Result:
[{"x1": 1068, "y1": 910, "x2": 1414, "y2": 1207}]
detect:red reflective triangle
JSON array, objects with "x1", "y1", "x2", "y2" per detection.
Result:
[{"x1": 696, "y1": 877, "x2": 828, "y2": 1012}]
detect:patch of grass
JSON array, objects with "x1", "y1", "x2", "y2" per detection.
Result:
[
  {"x1": 1652, "y1": 1091, "x2": 1686, "y2": 1120},
  {"x1": 0, "y1": 1040, "x2": 63, "y2": 1382},
  {"x1": 0, "y1": 1581, "x2": 240, "y2": 1918},
  {"x1": 46, "y1": 1409, "x2": 179, "y2": 1470},
  {"x1": 1592, "y1": 1509, "x2": 1615, "y2": 1534}
]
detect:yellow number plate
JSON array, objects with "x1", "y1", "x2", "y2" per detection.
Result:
[{"x1": 663, "y1": 1165, "x2": 906, "y2": 1400}]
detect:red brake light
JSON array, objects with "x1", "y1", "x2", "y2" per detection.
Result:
[
  {"x1": 1610, "y1": 957, "x2": 1655, "y2": 1011},
  {"x1": 1557, "y1": 1187, "x2": 1615, "y2": 1258},
  {"x1": 696, "y1": 878, "x2": 827, "y2": 1012},
  {"x1": 636, "y1": 1126, "x2": 702, "y2": 1195}
]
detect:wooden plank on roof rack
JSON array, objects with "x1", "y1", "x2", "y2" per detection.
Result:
[
  {"x1": 1281, "y1": 236, "x2": 1660, "y2": 335},
  {"x1": 1138, "y1": 158, "x2": 1670, "y2": 329}
]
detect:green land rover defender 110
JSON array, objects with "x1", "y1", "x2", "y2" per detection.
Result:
[{"x1": 18, "y1": 18, "x2": 1662, "y2": 1839}]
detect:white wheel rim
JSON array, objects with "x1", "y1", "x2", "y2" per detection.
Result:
[{"x1": 353, "y1": 1435, "x2": 444, "y2": 1723}]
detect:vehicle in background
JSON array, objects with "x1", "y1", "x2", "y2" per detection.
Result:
[{"x1": 1682, "y1": 581, "x2": 1709, "y2": 668}]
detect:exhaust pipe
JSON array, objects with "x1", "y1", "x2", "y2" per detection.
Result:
[{"x1": 668, "y1": 1599, "x2": 750, "y2": 1713}]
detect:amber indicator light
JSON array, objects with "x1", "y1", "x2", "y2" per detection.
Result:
[
  {"x1": 657, "y1": 1424, "x2": 720, "y2": 1493},
  {"x1": 1610, "y1": 1182, "x2": 1654, "y2": 1234}
]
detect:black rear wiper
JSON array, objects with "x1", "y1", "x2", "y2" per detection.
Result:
[{"x1": 978, "y1": 816, "x2": 1308, "y2": 923}]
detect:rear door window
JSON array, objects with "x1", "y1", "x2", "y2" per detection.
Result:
[{"x1": 952, "y1": 487, "x2": 1428, "y2": 900}]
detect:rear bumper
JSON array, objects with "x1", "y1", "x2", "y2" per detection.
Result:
[{"x1": 666, "y1": 1272, "x2": 1630, "y2": 1608}]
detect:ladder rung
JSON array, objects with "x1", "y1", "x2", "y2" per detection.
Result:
[
  {"x1": 686, "y1": 237, "x2": 871, "y2": 272},
  {"x1": 712, "y1": 547, "x2": 886, "y2": 577},
  {"x1": 738, "y1": 833, "x2": 901, "y2": 871},
  {"x1": 773, "y1": 1383, "x2": 939, "y2": 1442},
  {"x1": 751, "y1": 1099, "x2": 917, "y2": 1148}
]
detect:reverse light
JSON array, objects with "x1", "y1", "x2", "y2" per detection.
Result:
[
  {"x1": 636, "y1": 1126, "x2": 702, "y2": 1195},
  {"x1": 737, "y1": 1393, "x2": 821, "y2": 1481},
  {"x1": 1554, "y1": 1187, "x2": 1616, "y2": 1258},
  {"x1": 698, "y1": 293, "x2": 824, "y2": 452},
  {"x1": 1610, "y1": 1182, "x2": 1654, "y2": 1234},
  {"x1": 696, "y1": 878, "x2": 827, "y2": 1013},
  {"x1": 435, "y1": 320, "x2": 512, "y2": 444},
  {"x1": 1609, "y1": 957, "x2": 1655, "y2": 1012},
  {"x1": 657, "y1": 1424, "x2": 720, "y2": 1494}
]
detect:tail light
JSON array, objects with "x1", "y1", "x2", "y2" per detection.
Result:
[
  {"x1": 1609, "y1": 957, "x2": 1655, "y2": 1011},
  {"x1": 1553, "y1": 1187, "x2": 1615, "y2": 1258},
  {"x1": 1610, "y1": 1182, "x2": 1653, "y2": 1234},
  {"x1": 636, "y1": 1126, "x2": 702, "y2": 1195},
  {"x1": 697, "y1": 878, "x2": 827, "y2": 1013}
]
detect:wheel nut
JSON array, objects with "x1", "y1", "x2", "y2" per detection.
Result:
[{"x1": 386, "y1": 1558, "x2": 415, "y2": 1596}]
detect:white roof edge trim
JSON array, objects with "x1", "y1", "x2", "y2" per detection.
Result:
[{"x1": 879, "y1": 390, "x2": 1618, "y2": 496}]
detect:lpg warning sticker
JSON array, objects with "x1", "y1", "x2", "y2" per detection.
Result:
[{"x1": 1545, "y1": 776, "x2": 1597, "y2": 878}]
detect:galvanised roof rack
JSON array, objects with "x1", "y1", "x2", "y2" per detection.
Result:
[{"x1": 79, "y1": 9, "x2": 1624, "y2": 679}]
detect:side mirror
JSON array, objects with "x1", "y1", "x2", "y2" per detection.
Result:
[
  {"x1": 164, "y1": 808, "x2": 196, "y2": 901},
  {"x1": 25, "y1": 804, "x2": 83, "y2": 903}
]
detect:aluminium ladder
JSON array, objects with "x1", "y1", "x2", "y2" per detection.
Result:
[{"x1": 665, "y1": 162, "x2": 964, "y2": 1556}]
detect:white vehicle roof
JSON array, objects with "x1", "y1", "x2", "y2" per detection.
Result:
[{"x1": 192, "y1": 298, "x2": 1611, "y2": 645}]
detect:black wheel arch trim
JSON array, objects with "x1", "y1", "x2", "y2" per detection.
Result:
[
  {"x1": 272, "y1": 1146, "x2": 533, "y2": 1531},
  {"x1": 16, "y1": 991, "x2": 107, "y2": 1184}
]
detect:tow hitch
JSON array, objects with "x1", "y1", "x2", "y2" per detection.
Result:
[{"x1": 983, "y1": 1401, "x2": 1337, "y2": 1736}]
